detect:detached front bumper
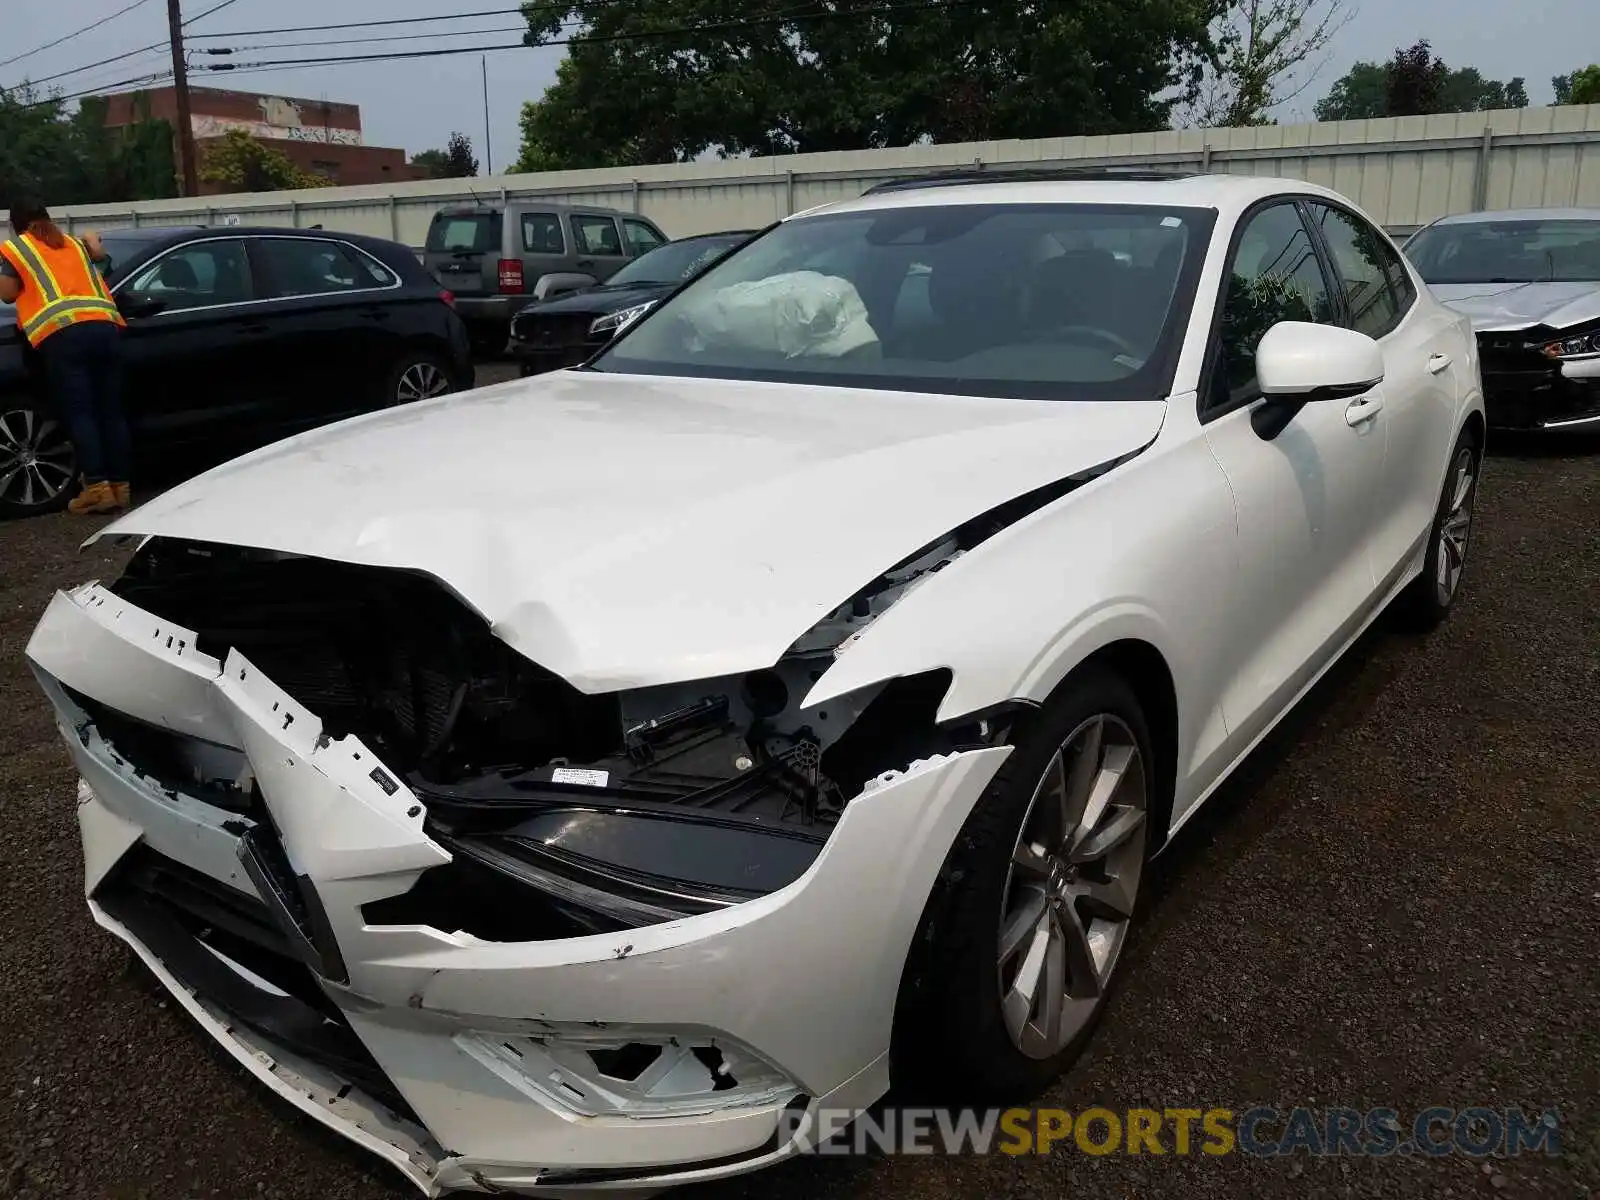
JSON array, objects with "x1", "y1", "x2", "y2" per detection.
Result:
[{"x1": 26, "y1": 583, "x2": 1008, "y2": 1196}]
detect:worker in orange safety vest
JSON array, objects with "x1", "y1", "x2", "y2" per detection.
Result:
[{"x1": 0, "y1": 199, "x2": 131, "y2": 515}]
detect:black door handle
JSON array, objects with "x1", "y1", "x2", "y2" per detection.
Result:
[{"x1": 237, "y1": 323, "x2": 269, "y2": 335}]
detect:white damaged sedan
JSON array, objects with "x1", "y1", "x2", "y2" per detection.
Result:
[{"x1": 28, "y1": 173, "x2": 1484, "y2": 1195}]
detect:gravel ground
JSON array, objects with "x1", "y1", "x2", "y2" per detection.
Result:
[{"x1": 0, "y1": 423, "x2": 1595, "y2": 1200}]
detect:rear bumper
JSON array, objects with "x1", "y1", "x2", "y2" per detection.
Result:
[{"x1": 27, "y1": 582, "x2": 1009, "y2": 1195}]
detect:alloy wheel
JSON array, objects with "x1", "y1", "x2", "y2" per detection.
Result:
[
  {"x1": 998, "y1": 714, "x2": 1148, "y2": 1059},
  {"x1": 396, "y1": 361, "x2": 450, "y2": 404},
  {"x1": 0, "y1": 407, "x2": 76, "y2": 511},
  {"x1": 1435, "y1": 446, "x2": 1476, "y2": 606}
]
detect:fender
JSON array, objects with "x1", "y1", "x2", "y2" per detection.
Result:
[{"x1": 804, "y1": 421, "x2": 1241, "y2": 815}]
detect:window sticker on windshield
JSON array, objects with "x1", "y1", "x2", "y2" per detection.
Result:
[{"x1": 1161, "y1": 216, "x2": 1182, "y2": 227}]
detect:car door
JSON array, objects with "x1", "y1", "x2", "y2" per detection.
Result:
[
  {"x1": 1201, "y1": 200, "x2": 1389, "y2": 746},
  {"x1": 568, "y1": 213, "x2": 630, "y2": 282},
  {"x1": 1305, "y1": 201, "x2": 1459, "y2": 586},
  {"x1": 114, "y1": 237, "x2": 275, "y2": 445},
  {"x1": 245, "y1": 236, "x2": 404, "y2": 427}
]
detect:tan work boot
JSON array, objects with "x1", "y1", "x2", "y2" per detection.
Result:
[
  {"x1": 110, "y1": 481, "x2": 132, "y2": 510},
  {"x1": 67, "y1": 480, "x2": 118, "y2": 516}
]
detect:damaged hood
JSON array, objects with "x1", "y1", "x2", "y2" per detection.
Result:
[
  {"x1": 94, "y1": 370, "x2": 1164, "y2": 692},
  {"x1": 1429, "y1": 281, "x2": 1600, "y2": 332}
]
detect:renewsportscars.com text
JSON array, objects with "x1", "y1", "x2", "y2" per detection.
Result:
[{"x1": 780, "y1": 1106, "x2": 1562, "y2": 1158}]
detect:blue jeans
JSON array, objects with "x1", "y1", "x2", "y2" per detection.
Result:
[{"x1": 40, "y1": 320, "x2": 130, "y2": 484}]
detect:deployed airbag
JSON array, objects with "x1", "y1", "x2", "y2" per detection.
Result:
[{"x1": 684, "y1": 271, "x2": 879, "y2": 358}]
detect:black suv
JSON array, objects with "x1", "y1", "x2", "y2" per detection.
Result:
[{"x1": 0, "y1": 225, "x2": 474, "y2": 518}]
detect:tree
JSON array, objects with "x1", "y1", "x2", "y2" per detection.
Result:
[
  {"x1": 1383, "y1": 40, "x2": 1448, "y2": 117},
  {"x1": 514, "y1": 0, "x2": 1218, "y2": 171},
  {"x1": 1553, "y1": 65, "x2": 1600, "y2": 106},
  {"x1": 413, "y1": 133, "x2": 479, "y2": 178},
  {"x1": 1314, "y1": 43, "x2": 1528, "y2": 121},
  {"x1": 1177, "y1": 0, "x2": 1352, "y2": 128},
  {"x1": 409, "y1": 148, "x2": 450, "y2": 177},
  {"x1": 0, "y1": 85, "x2": 177, "y2": 205},
  {"x1": 1313, "y1": 60, "x2": 1385, "y2": 120},
  {"x1": 199, "y1": 128, "x2": 323, "y2": 192},
  {"x1": 443, "y1": 131, "x2": 479, "y2": 177},
  {"x1": 1437, "y1": 68, "x2": 1527, "y2": 112}
]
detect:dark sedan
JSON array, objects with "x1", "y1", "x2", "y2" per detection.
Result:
[
  {"x1": 0, "y1": 225, "x2": 474, "y2": 517},
  {"x1": 509, "y1": 230, "x2": 754, "y2": 375}
]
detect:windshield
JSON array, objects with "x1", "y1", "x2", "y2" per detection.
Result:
[
  {"x1": 1405, "y1": 218, "x2": 1600, "y2": 283},
  {"x1": 606, "y1": 235, "x2": 747, "y2": 287},
  {"x1": 591, "y1": 203, "x2": 1213, "y2": 401},
  {"x1": 98, "y1": 231, "x2": 170, "y2": 284},
  {"x1": 426, "y1": 212, "x2": 501, "y2": 254}
]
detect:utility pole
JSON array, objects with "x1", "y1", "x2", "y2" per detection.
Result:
[
  {"x1": 167, "y1": 0, "x2": 199, "y2": 196},
  {"x1": 481, "y1": 55, "x2": 492, "y2": 175}
]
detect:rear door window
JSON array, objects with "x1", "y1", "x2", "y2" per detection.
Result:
[
  {"x1": 521, "y1": 213, "x2": 565, "y2": 254},
  {"x1": 251, "y1": 238, "x2": 392, "y2": 298},
  {"x1": 1307, "y1": 204, "x2": 1411, "y2": 338},
  {"x1": 426, "y1": 213, "x2": 501, "y2": 254},
  {"x1": 571, "y1": 215, "x2": 625, "y2": 257},
  {"x1": 622, "y1": 218, "x2": 667, "y2": 256}
]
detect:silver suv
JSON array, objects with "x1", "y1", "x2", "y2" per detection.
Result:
[{"x1": 423, "y1": 203, "x2": 670, "y2": 353}]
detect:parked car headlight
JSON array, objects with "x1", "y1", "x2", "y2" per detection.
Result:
[
  {"x1": 1538, "y1": 330, "x2": 1600, "y2": 359},
  {"x1": 590, "y1": 301, "x2": 656, "y2": 338}
]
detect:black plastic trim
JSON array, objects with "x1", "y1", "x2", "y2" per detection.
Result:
[{"x1": 96, "y1": 864, "x2": 413, "y2": 1118}]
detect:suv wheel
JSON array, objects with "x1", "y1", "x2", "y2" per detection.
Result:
[
  {"x1": 388, "y1": 354, "x2": 455, "y2": 407},
  {"x1": 0, "y1": 397, "x2": 78, "y2": 519}
]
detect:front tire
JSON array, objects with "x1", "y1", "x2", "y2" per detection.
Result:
[
  {"x1": 893, "y1": 667, "x2": 1157, "y2": 1101},
  {"x1": 1401, "y1": 428, "x2": 1480, "y2": 629},
  {"x1": 0, "y1": 396, "x2": 78, "y2": 519}
]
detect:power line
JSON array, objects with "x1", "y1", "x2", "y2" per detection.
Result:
[
  {"x1": 0, "y1": 0, "x2": 159, "y2": 70},
  {"x1": 187, "y1": 4, "x2": 559, "y2": 40},
  {"x1": 18, "y1": 69, "x2": 174, "y2": 109},
  {"x1": 183, "y1": 0, "x2": 245, "y2": 25},
  {"x1": 198, "y1": 0, "x2": 978, "y2": 72},
  {"x1": 17, "y1": 41, "x2": 168, "y2": 88},
  {"x1": 197, "y1": 24, "x2": 532, "y2": 54}
]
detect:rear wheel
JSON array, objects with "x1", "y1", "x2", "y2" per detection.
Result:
[
  {"x1": 0, "y1": 397, "x2": 78, "y2": 519},
  {"x1": 894, "y1": 667, "x2": 1157, "y2": 1100},
  {"x1": 386, "y1": 353, "x2": 456, "y2": 407}
]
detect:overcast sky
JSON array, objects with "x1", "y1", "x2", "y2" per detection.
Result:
[{"x1": 3, "y1": 0, "x2": 1592, "y2": 171}]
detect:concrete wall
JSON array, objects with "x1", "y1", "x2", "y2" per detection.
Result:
[{"x1": 50, "y1": 104, "x2": 1600, "y2": 247}]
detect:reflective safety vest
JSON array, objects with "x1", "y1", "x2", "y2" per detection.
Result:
[{"x1": 0, "y1": 232, "x2": 125, "y2": 348}]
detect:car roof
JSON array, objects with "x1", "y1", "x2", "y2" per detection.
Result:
[
  {"x1": 796, "y1": 172, "x2": 1357, "y2": 220},
  {"x1": 1425, "y1": 207, "x2": 1600, "y2": 226}
]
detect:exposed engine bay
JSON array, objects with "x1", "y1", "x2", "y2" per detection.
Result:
[{"x1": 100, "y1": 514, "x2": 1043, "y2": 936}]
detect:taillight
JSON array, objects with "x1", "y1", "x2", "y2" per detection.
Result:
[
  {"x1": 497, "y1": 259, "x2": 524, "y2": 293},
  {"x1": 439, "y1": 289, "x2": 456, "y2": 309}
]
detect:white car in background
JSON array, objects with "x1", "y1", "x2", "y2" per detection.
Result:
[
  {"x1": 1405, "y1": 207, "x2": 1600, "y2": 431},
  {"x1": 27, "y1": 172, "x2": 1483, "y2": 1196}
]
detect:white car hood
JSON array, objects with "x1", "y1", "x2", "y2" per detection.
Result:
[
  {"x1": 94, "y1": 371, "x2": 1165, "y2": 693},
  {"x1": 1430, "y1": 281, "x2": 1600, "y2": 332}
]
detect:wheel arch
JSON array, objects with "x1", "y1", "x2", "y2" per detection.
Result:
[{"x1": 1068, "y1": 639, "x2": 1180, "y2": 848}]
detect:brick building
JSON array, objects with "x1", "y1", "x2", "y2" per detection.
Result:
[{"x1": 101, "y1": 86, "x2": 427, "y2": 193}]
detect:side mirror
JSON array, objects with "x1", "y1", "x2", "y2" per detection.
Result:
[
  {"x1": 118, "y1": 294, "x2": 168, "y2": 320},
  {"x1": 1256, "y1": 321, "x2": 1383, "y2": 401}
]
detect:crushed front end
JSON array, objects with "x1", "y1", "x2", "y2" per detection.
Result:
[
  {"x1": 26, "y1": 538, "x2": 1011, "y2": 1195},
  {"x1": 1476, "y1": 325, "x2": 1600, "y2": 431}
]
